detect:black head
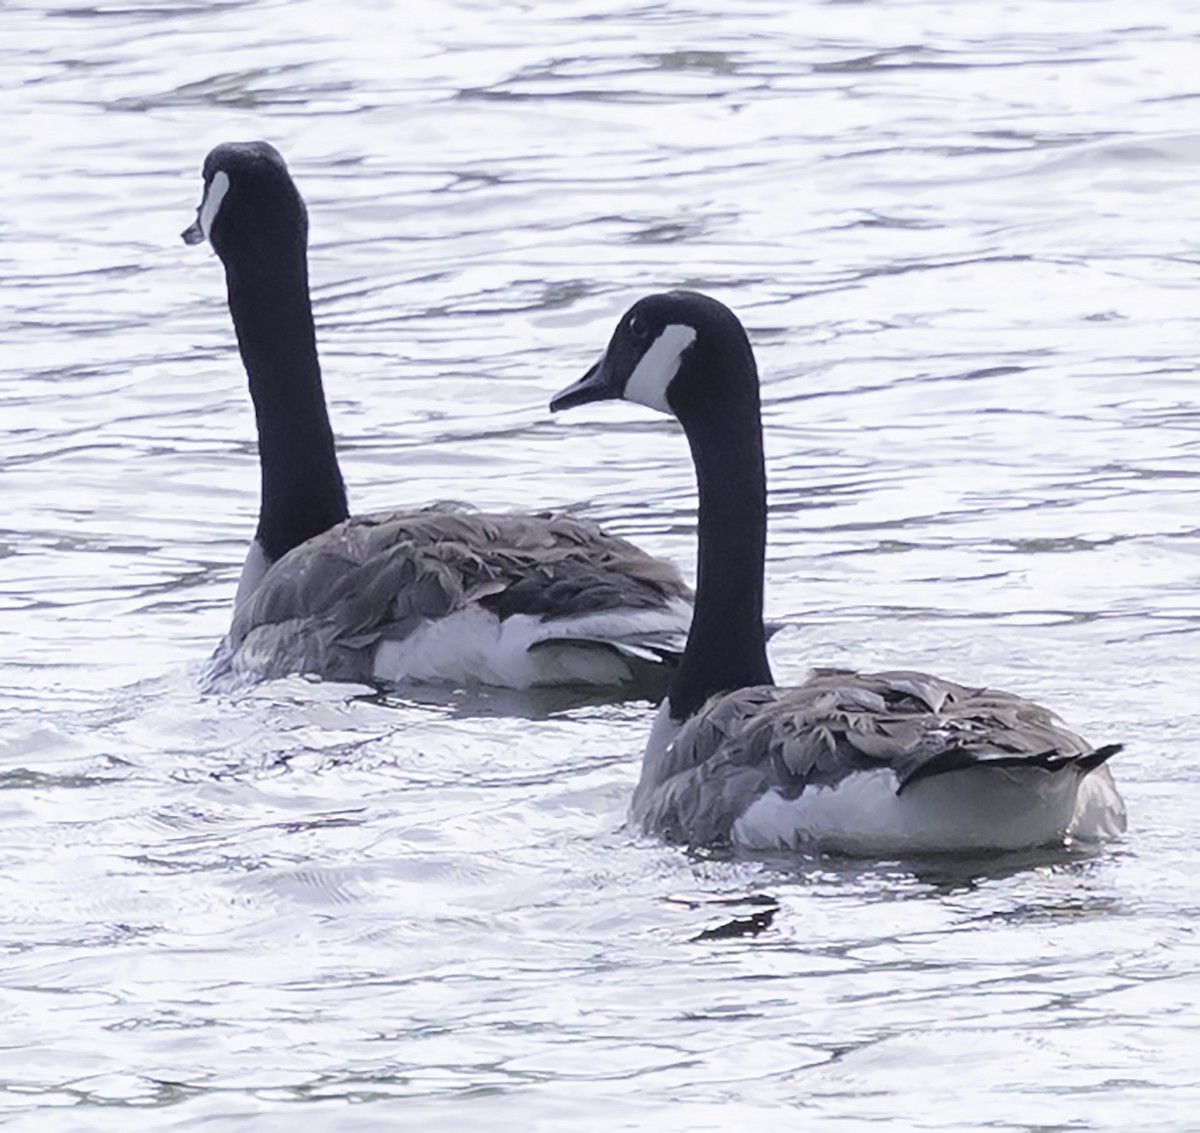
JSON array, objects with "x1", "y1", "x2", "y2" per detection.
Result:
[
  {"x1": 181, "y1": 141, "x2": 308, "y2": 264},
  {"x1": 550, "y1": 291, "x2": 758, "y2": 424}
]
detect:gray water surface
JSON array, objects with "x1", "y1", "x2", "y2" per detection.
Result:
[{"x1": 2, "y1": 0, "x2": 1197, "y2": 1128}]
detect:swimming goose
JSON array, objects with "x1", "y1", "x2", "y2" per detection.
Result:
[
  {"x1": 551, "y1": 291, "x2": 1126, "y2": 855},
  {"x1": 182, "y1": 142, "x2": 691, "y2": 692}
]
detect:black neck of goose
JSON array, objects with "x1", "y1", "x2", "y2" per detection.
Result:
[
  {"x1": 223, "y1": 246, "x2": 349, "y2": 564},
  {"x1": 668, "y1": 346, "x2": 774, "y2": 722}
]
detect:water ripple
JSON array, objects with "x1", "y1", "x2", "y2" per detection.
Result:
[{"x1": 2, "y1": 0, "x2": 1198, "y2": 1128}]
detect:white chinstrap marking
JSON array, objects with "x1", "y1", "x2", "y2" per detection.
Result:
[
  {"x1": 624, "y1": 324, "x2": 697, "y2": 414},
  {"x1": 198, "y1": 169, "x2": 230, "y2": 242}
]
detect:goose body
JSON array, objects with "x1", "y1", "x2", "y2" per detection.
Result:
[
  {"x1": 552, "y1": 291, "x2": 1125, "y2": 855},
  {"x1": 184, "y1": 142, "x2": 690, "y2": 693},
  {"x1": 206, "y1": 503, "x2": 690, "y2": 690},
  {"x1": 635, "y1": 671, "x2": 1123, "y2": 855}
]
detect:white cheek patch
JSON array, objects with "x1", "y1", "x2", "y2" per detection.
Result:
[
  {"x1": 197, "y1": 169, "x2": 230, "y2": 242},
  {"x1": 624, "y1": 324, "x2": 697, "y2": 415}
]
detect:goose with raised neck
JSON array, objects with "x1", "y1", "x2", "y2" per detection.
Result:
[
  {"x1": 184, "y1": 143, "x2": 692, "y2": 693},
  {"x1": 551, "y1": 291, "x2": 1126, "y2": 855}
]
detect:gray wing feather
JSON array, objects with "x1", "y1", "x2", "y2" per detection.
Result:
[
  {"x1": 634, "y1": 668, "x2": 1121, "y2": 847},
  {"x1": 206, "y1": 504, "x2": 691, "y2": 687}
]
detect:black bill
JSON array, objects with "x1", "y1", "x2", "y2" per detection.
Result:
[{"x1": 550, "y1": 354, "x2": 621, "y2": 412}]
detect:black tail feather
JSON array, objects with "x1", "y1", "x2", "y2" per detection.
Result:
[{"x1": 897, "y1": 742, "x2": 1123, "y2": 795}]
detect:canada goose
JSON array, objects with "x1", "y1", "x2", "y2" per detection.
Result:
[
  {"x1": 551, "y1": 291, "x2": 1126, "y2": 854},
  {"x1": 183, "y1": 142, "x2": 691, "y2": 692}
]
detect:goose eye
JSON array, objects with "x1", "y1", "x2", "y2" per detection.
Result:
[{"x1": 628, "y1": 313, "x2": 651, "y2": 341}]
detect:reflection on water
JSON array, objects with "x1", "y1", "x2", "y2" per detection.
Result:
[{"x1": 2, "y1": 0, "x2": 1199, "y2": 1128}]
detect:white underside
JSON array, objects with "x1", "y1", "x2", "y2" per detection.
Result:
[
  {"x1": 372, "y1": 601, "x2": 691, "y2": 688},
  {"x1": 233, "y1": 538, "x2": 270, "y2": 616},
  {"x1": 730, "y1": 763, "x2": 1126, "y2": 856},
  {"x1": 1067, "y1": 765, "x2": 1126, "y2": 842}
]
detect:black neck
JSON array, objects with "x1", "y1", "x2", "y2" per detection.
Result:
[
  {"x1": 668, "y1": 353, "x2": 774, "y2": 721},
  {"x1": 223, "y1": 248, "x2": 349, "y2": 563}
]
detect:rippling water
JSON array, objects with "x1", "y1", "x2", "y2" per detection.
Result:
[{"x1": 2, "y1": 0, "x2": 1198, "y2": 1127}]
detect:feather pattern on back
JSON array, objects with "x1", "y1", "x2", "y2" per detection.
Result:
[
  {"x1": 204, "y1": 503, "x2": 692, "y2": 690},
  {"x1": 632, "y1": 668, "x2": 1123, "y2": 850}
]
